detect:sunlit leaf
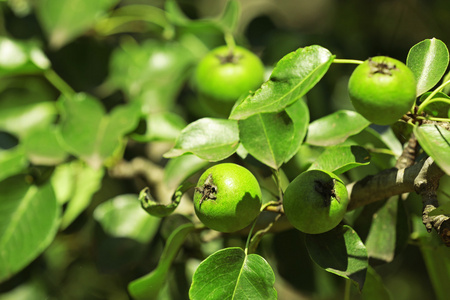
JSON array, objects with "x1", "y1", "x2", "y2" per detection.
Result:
[
  {"x1": 230, "y1": 45, "x2": 334, "y2": 120},
  {"x1": 36, "y1": 0, "x2": 120, "y2": 49},
  {"x1": 60, "y1": 161, "x2": 104, "y2": 229},
  {"x1": 0, "y1": 176, "x2": 60, "y2": 282},
  {"x1": 308, "y1": 145, "x2": 370, "y2": 174},
  {"x1": 414, "y1": 124, "x2": 450, "y2": 175},
  {"x1": 58, "y1": 93, "x2": 140, "y2": 169},
  {"x1": 0, "y1": 146, "x2": 28, "y2": 181},
  {"x1": 306, "y1": 225, "x2": 368, "y2": 291},
  {"x1": 189, "y1": 247, "x2": 277, "y2": 300},
  {"x1": 306, "y1": 110, "x2": 370, "y2": 146},
  {"x1": 23, "y1": 125, "x2": 68, "y2": 165},
  {"x1": 0, "y1": 37, "x2": 50, "y2": 76},
  {"x1": 93, "y1": 194, "x2": 161, "y2": 243},
  {"x1": 131, "y1": 111, "x2": 186, "y2": 142},
  {"x1": 164, "y1": 118, "x2": 239, "y2": 161},
  {"x1": 239, "y1": 110, "x2": 295, "y2": 170},
  {"x1": 108, "y1": 40, "x2": 194, "y2": 112},
  {"x1": 406, "y1": 38, "x2": 449, "y2": 96},
  {"x1": 0, "y1": 86, "x2": 57, "y2": 139},
  {"x1": 164, "y1": 154, "x2": 209, "y2": 190}
]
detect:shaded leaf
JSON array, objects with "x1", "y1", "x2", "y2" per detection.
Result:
[
  {"x1": 36, "y1": 0, "x2": 120, "y2": 49},
  {"x1": 418, "y1": 92, "x2": 450, "y2": 118},
  {"x1": 361, "y1": 266, "x2": 392, "y2": 300},
  {"x1": 128, "y1": 223, "x2": 196, "y2": 300},
  {"x1": 406, "y1": 38, "x2": 449, "y2": 96},
  {"x1": 139, "y1": 182, "x2": 195, "y2": 218},
  {"x1": 93, "y1": 194, "x2": 161, "y2": 243},
  {"x1": 164, "y1": 118, "x2": 239, "y2": 161},
  {"x1": 308, "y1": 145, "x2": 370, "y2": 174},
  {"x1": 0, "y1": 176, "x2": 60, "y2": 282},
  {"x1": 414, "y1": 124, "x2": 450, "y2": 175},
  {"x1": 189, "y1": 247, "x2": 277, "y2": 300},
  {"x1": 364, "y1": 197, "x2": 409, "y2": 263},
  {"x1": 230, "y1": 45, "x2": 334, "y2": 120},
  {"x1": 306, "y1": 110, "x2": 370, "y2": 146},
  {"x1": 418, "y1": 236, "x2": 450, "y2": 300},
  {"x1": 216, "y1": 0, "x2": 240, "y2": 32},
  {"x1": 0, "y1": 37, "x2": 50, "y2": 76},
  {"x1": 305, "y1": 225, "x2": 368, "y2": 291},
  {"x1": 58, "y1": 93, "x2": 140, "y2": 169}
]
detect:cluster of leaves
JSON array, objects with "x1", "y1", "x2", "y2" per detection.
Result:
[{"x1": 1, "y1": 1, "x2": 450, "y2": 299}]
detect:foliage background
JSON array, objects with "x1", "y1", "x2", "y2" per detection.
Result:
[{"x1": 0, "y1": 0, "x2": 449, "y2": 299}]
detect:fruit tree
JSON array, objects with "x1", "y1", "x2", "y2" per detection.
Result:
[{"x1": 1, "y1": 1, "x2": 450, "y2": 300}]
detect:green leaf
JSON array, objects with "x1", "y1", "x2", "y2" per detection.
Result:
[
  {"x1": 23, "y1": 125, "x2": 68, "y2": 165},
  {"x1": 108, "y1": 40, "x2": 194, "y2": 112},
  {"x1": 215, "y1": 0, "x2": 240, "y2": 33},
  {"x1": 308, "y1": 145, "x2": 370, "y2": 174},
  {"x1": 230, "y1": 45, "x2": 334, "y2": 120},
  {"x1": 0, "y1": 146, "x2": 28, "y2": 181},
  {"x1": 419, "y1": 239, "x2": 450, "y2": 300},
  {"x1": 60, "y1": 161, "x2": 104, "y2": 229},
  {"x1": 364, "y1": 197, "x2": 409, "y2": 263},
  {"x1": 128, "y1": 223, "x2": 196, "y2": 300},
  {"x1": 305, "y1": 225, "x2": 368, "y2": 291},
  {"x1": 139, "y1": 181, "x2": 195, "y2": 218},
  {"x1": 306, "y1": 110, "x2": 370, "y2": 146},
  {"x1": 165, "y1": 0, "x2": 191, "y2": 26},
  {"x1": 285, "y1": 98, "x2": 310, "y2": 160},
  {"x1": 59, "y1": 93, "x2": 140, "y2": 169},
  {"x1": 238, "y1": 99, "x2": 308, "y2": 170},
  {"x1": 131, "y1": 111, "x2": 186, "y2": 142},
  {"x1": 406, "y1": 38, "x2": 449, "y2": 96},
  {"x1": 414, "y1": 124, "x2": 450, "y2": 175},
  {"x1": 164, "y1": 118, "x2": 239, "y2": 161},
  {"x1": 418, "y1": 92, "x2": 450, "y2": 118},
  {"x1": 164, "y1": 154, "x2": 209, "y2": 190},
  {"x1": 189, "y1": 247, "x2": 277, "y2": 300},
  {"x1": 0, "y1": 37, "x2": 50, "y2": 76},
  {"x1": 0, "y1": 176, "x2": 60, "y2": 282},
  {"x1": 239, "y1": 110, "x2": 295, "y2": 170},
  {"x1": 36, "y1": 0, "x2": 120, "y2": 49},
  {"x1": 361, "y1": 266, "x2": 392, "y2": 300},
  {"x1": 0, "y1": 88, "x2": 57, "y2": 139},
  {"x1": 93, "y1": 194, "x2": 161, "y2": 243}
]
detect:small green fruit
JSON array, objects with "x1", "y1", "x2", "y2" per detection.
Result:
[
  {"x1": 194, "y1": 163, "x2": 262, "y2": 233},
  {"x1": 348, "y1": 56, "x2": 416, "y2": 125},
  {"x1": 283, "y1": 170, "x2": 349, "y2": 234},
  {"x1": 194, "y1": 45, "x2": 265, "y2": 103}
]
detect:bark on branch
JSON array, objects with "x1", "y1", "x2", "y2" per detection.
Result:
[{"x1": 347, "y1": 156, "x2": 450, "y2": 246}]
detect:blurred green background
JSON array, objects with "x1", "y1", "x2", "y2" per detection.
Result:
[{"x1": 1, "y1": 0, "x2": 449, "y2": 299}]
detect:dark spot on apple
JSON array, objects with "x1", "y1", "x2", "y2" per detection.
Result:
[
  {"x1": 195, "y1": 173, "x2": 218, "y2": 206},
  {"x1": 314, "y1": 178, "x2": 340, "y2": 207}
]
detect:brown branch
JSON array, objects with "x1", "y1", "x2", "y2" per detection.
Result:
[
  {"x1": 348, "y1": 156, "x2": 449, "y2": 245},
  {"x1": 413, "y1": 157, "x2": 450, "y2": 246}
]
